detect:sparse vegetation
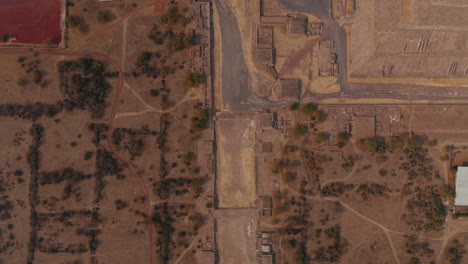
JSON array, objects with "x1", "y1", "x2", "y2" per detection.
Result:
[
  {"x1": 97, "y1": 10, "x2": 115, "y2": 23},
  {"x1": 290, "y1": 102, "x2": 300, "y2": 110},
  {"x1": 445, "y1": 239, "x2": 465, "y2": 264},
  {"x1": 293, "y1": 124, "x2": 308, "y2": 137},
  {"x1": 363, "y1": 137, "x2": 386, "y2": 154},
  {"x1": 57, "y1": 57, "x2": 115, "y2": 118},
  {"x1": 191, "y1": 109, "x2": 209, "y2": 131},
  {"x1": 315, "y1": 110, "x2": 327, "y2": 122},
  {"x1": 186, "y1": 72, "x2": 204, "y2": 87},
  {"x1": 160, "y1": 5, "x2": 190, "y2": 26},
  {"x1": 302, "y1": 103, "x2": 317, "y2": 114},
  {"x1": 315, "y1": 132, "x2": 329, "y2": 143},
  {"x1": 406, "y1": 186, "x2": 446, "y2": 231},
  {"x1": 66, "y1": 15, "x2": 88, "y2": 33}
]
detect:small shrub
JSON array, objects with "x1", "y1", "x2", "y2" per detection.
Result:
[
  {"x1": 364, "y1": 137, "x2": 386, "y2": 154},
  {"x1": 191, "y1": 109, "x2": 209, "y2": 131},
  {"x1": 186, "y1": 72, "x2": 204, "y2": 87},
  {"x1": 84, "y1": 151, "x2": 94, "y2": 160},
  {"x1": 315, "y1": 132, "x2": 329, "y2": 143},
  {"x1": 17, "y1": 79, "x2": 28, "y2": 87},
  {"x1": 283, "y1": 172, "x2": 297, "y2": 183},
  {"x1": 427, "y1": 139, "x2": 438, "y2": 147},
  {"x1": 293, "y1": 124, "x2": 308, "y2": 137},
  {"x1": 97, "y1": 10, "x2": 115, "y2": 23},
  {"x1": 32, "y1": 70, "x2": 43, "y2": 84},
  {"x1": 378, "y1": 169, "x2": 388, "y2": 177},
  {"x1": 150, "y1": 89, "x2": 160, "y2": 96},
  {"x1": 315, "y1": 110, "x2": 327, "y2": 122},
  {"x1": 1, "y1": 34, "x2": 10, "y2": 42},
  {"x1": 302, "y1": 103, "x2": 317, "y2": 114},
  {"x1": 283, "y1": 145, "x2": 298, "y2": 154},
  {"x1": 289, "y1": 102, "x2": 299, "y2": 111}
]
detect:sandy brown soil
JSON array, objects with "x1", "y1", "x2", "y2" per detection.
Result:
[{"x1": 216, "y1": 113, "x2": 257, "y2": 208}]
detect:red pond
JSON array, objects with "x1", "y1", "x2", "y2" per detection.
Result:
[{"x1": 0, "y1": 0, "x2": 62, "y2": 44}]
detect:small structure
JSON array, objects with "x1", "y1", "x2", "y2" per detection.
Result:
[
  {"x1": 190, "y1": 45, "x2": 208, "y2": 74},
  {"x1": 256, "y1": 26, "x2": 274, "y2": 49},
  {"x1": 307, "y1": 22, "x2": 323, "y2": 35},
  {"x1": 352, "y1": 116, "x2": 376, "y2": 139},
  {"x1": 455, "y1": 166, "x2": 468, "y2": 212},
  {"x1": 319, "y1": 40, "x2": 333, "y2": 49},
  {"x1": 256, "y1": 48, "x2": 275, "y2": 66},
  {"x1": 260, "y1": 196, "x2": 273, "y2": 218},
  {"x1": 257, "y1": 112, "x2": 275, "y2": 130},
  {"x1": 279, "y1": 79, "x2": 300, "y2": 101},
  {"x1": 287, "y1": 15, "x2": 307, "y2": 37},
  {"x1": 332, "y1": 0, "x2": 356, "y2": 19},
  {"x1": 261, "y1": 254, "x2": 274, "y2": 264},
  {"x1": 318, "y1": 40, "x2": 339, "y2": 76},
  {"x1": 267, "y1": 66, "x2": 279, "y2": 79},
  {"x1": 257, "y1": 232, "x2": 276, "y2": 264},
  {"x1": 260, "y1": 142, "x2": 273, "y2": 153}
]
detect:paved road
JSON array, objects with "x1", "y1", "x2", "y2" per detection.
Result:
[
  {"x1": 214, "y1": 0, "x2": 284, "y2": 111},
  {"x1": 214, "y1": 0, "x2": 247, "y2": 111}
]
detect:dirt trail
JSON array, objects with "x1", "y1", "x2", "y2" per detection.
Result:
[
  {"x1": 77, "y1": 2, "x2": 155, "y2": 51},
  {"x1": 114, "y1": 90, "x2": 200, "y2": 120},
  {"x1": 281, "y1": 181, "x2": 461, "y2": 264},
  {"x1": 121, "y1": 18, "x2": 128, "y2": 72}
]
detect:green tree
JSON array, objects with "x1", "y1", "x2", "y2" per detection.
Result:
[
  {"x1": 186, "y1": 72, "x2": 204, "y2": 87},
  {"x1": 1, "y1": 34, "x2": 10, "y2": 42},
  {"x1": 302, "y1": 103, "x2": 317, "y2": 114},
  {"x1": 97, "y1": 10, "x2": 115, "y2": 23},
  {"x1": 364, "y1": 137, "x2": 386, "y2": 154},
  {"x1": 315, "y1": 132, "x2": 329, "y2": 143},
  {"x1": 150, "y1": 89, "x2": 160, "y2": 96},
  {"x1": 289, "y1": 102, "x2": 299, "y2": 111},
  {"x1": 315, "y1": 110, "x2": 327, "y2": 122},
  {"x1": 293, "y1": 124, "x2": 308, "y2": 136}
]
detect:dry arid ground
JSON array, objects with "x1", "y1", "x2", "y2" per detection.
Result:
[
  {"x1": 0, "y1": 0, "x2": 215, "y2": 264},
  {"x1": 216, "y1": 113, "x2": 257, "y2": 208},
  {"x1": 254, "y1": 103, "x2": 468, "y2": 264},
  {"x1": 2, "y1": 0, "x2": 468, "y2": 264}
]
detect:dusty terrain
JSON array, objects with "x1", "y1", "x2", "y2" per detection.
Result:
[
  {"x1": 0, "y1": 1, "x2": 216, "y2": 264},
  {"x1": 216, "y1": 113, "x2": 257, "y2": 208},
  {"x1": 2, "y1": 0, "x2": 468, "y2": 264},
  {"x1": 252, "y1": 103, "x2": 468, "y2": 263}
]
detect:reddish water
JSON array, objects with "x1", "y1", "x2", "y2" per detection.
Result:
[{"x1": 0, "y1": 0, "x2": 62, "y2": 44}]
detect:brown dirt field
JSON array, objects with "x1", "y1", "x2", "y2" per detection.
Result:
[
  {"x1": 400, "y1": 105, "x2": 468, "y2": 132},
  {"x1": 66, "y1": 0, "x2": 150, "y2": 49},
  {"x1": 0, "y1": 121, "x2": 32, "y2": 263},
  {"x1": 94, "y1": 169, "x2": 150, "y2": 264},
  {"x1": 216, "y1": 113, "x2": 257, "y2": 208},
  {"x1": 40, "y1": 111, "x2": 96, "y2": 174},
  {"x1": 36, "y1": 214, "x2": 91, "y2": 259},
  {"x1": 400, "y1": 0, "x2": 412, "y2": 24},
  {"x1": 34, "y1": 252, "x2": 87, "y2": 264},
  {"x1": 347, "y1": 0, "x2": 468, "y2": 82},
  {"x1": 217, "y1": 215, "x2": 257, "y2": 264},
  {"x1": 37, "y1": 179, "x2": 95, "y2": 212},
  {"x1": 391, "y1": 232, "x2": 444, "y2": 264},
  {"x1": 84, "y1": 22, "x2": 124, "y2": 64},
  {"x1": 0, "y1": 54, "x2": 63, "y2": 104},
  {"x1": 338, "y1": 209, "x2": 397, "y2": 264},
  {"x1": 259, "y1": 103, "x2": 468, "y2": 263}
]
